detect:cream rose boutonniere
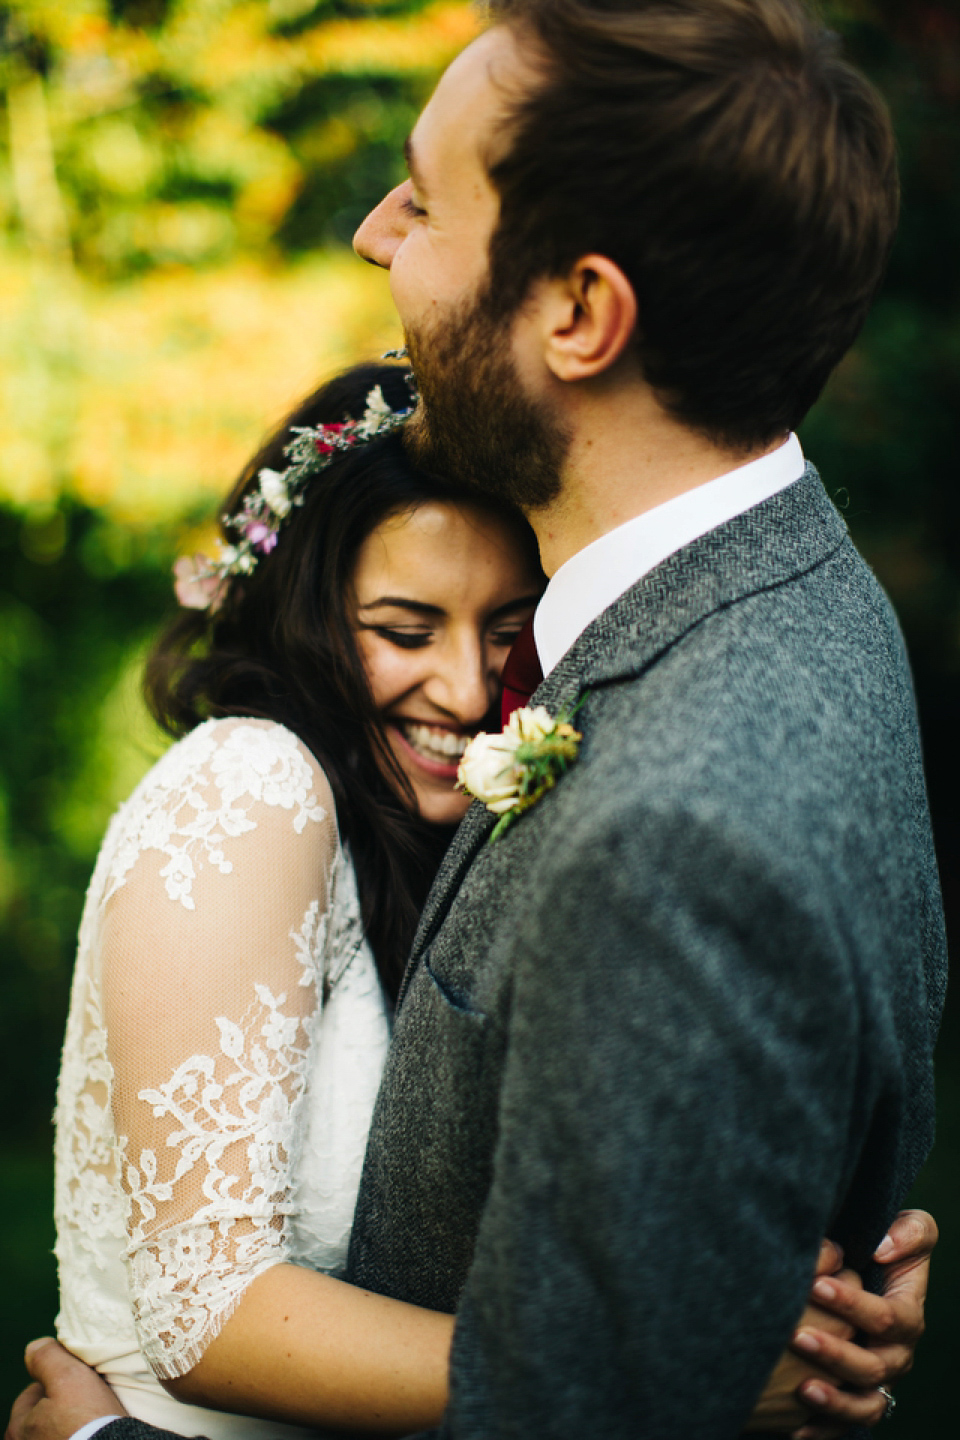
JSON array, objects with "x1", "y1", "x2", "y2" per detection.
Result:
[{"x1": 457, "y1": 705, "x2": 583, "y2": 841}]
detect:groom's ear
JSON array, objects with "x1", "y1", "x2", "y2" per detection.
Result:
[{"x1": 540, "y1": 255, "x2": 638, "y2": 382}]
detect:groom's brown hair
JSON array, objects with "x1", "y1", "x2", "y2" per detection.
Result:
[{"x1": 484, "y1": 0, "x2": 898, "y2": 449}]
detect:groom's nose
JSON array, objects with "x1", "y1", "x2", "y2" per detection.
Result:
[{"x1": 353, "y1": 182, "x2": 411, "y2": 268}]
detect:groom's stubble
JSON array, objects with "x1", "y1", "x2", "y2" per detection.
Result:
[{"x1": 402, "y1": 282, "x2": 570, "y2": 513}]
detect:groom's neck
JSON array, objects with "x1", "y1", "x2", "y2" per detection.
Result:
[{"x1": 529, "y1": 380, "x2": 782, "y2": 577}]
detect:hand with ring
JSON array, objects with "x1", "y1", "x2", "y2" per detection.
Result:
[
  {"x1": 786, "y1": 1208, "x2": 935, "y2": 1438},
  {"x1": 742, "y1": 1208, "x2": 934, "y2": 1436}
]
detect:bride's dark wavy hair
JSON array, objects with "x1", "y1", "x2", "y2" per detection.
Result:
[{"x1": 144, "y1": 362, "x2": 541, "y2": 1001}]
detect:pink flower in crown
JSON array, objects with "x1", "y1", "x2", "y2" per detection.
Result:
[
  {"x1": 243, "y1": 519, "x2": 278, "y2": 554},
  {"x1": 173, "y1": 555, "x2": 226, "y2": 611}
]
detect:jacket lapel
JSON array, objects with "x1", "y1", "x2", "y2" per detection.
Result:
[{"x1": 395, "y1": 800, "x2": 494, "y2": 1008}]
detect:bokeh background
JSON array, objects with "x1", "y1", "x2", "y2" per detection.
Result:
[{"x1": 0, "y1": 0, "x2": 956, "y2": 1431}]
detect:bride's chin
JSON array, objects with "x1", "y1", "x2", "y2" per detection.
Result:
[
  {"x1": 383, "y1": 730, "x2": 470, "y2": 825},
  {"x1": 417, "y1": 790, "x2": 472, "y2": 826}
]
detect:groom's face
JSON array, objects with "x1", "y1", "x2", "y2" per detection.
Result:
[
  {"x1": 354, "y1": 26, "x2": 567, "y2": 509},
  {"x1": 354, "y1": 27, "x2": 508, "y2": 358}
]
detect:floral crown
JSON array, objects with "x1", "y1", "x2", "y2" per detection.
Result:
[{"x1": 174, "y1": 364, "x2": 415, "y2": 612}]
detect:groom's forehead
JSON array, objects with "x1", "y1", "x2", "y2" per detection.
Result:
[{"x1": 411, "y1": 26, "x2": 529, "y2": 196}]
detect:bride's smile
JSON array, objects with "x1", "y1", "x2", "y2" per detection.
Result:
[{"x1": 393, "y1": 721, "x2": 471, "y2": 775}]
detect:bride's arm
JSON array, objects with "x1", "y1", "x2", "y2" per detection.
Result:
[
  {"x1": 101, "y1": 720, "x2": 454, "y2": 1431},
  {"x1": 2, "y1": 1213, "x2": 938, "y2": 1439},
  {"x1": 166, "y1": 1232, "x2": 909, "y2": 1437},
  {"x1": 166, "y1": 1262, "x2": 452, "y2": 1433}
]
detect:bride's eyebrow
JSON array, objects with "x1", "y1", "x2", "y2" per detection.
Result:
[
  {"x1": 490, "y1": 595, "x2": 542, "y2": 619},
  {"x1": 358, "y1": 595, "x2": 541, "y2": 619},
  {"x1": 358, "y1": 598, "x2": 444, "y2": 616}
]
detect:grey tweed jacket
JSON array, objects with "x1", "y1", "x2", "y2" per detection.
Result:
[{"x1": 105, "y1": 469, "x2": 946, "y2": 1440}]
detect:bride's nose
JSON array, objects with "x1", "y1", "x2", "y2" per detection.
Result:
[{"x1": 424, "y1": 637, "x2": 497, "y2": 726}]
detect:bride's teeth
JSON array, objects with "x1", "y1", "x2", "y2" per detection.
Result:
[{"x1": 402, "y1": 723, "x2": 470, "y2": 761}]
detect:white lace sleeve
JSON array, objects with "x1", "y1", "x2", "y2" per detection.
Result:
[{"x1": 99, "y1": 718, "x2": 338, "y2": 1380}]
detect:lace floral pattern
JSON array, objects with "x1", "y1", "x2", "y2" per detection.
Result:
[
  {"x1": 105, "y1": 722, "x2": 327, "y2": 911},
  {"x1": 54, "y1": 718, "x2": 391, "y2": 1384}
]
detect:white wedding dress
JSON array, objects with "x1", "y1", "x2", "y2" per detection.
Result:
[{"x1": 54, "y1": 717, "x2": 392, "y2": 1438}]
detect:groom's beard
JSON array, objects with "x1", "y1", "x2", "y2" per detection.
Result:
[{"x1": 403, "y1": 288, "x2": 569, "y2": 511}]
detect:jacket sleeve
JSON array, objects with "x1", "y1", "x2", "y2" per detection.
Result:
[
  {"x1": 95, "y1": 1424, "x2": 198, "y2": 1440},
  {"x1": 436, "y1": 800, "x2": 870, "y2": 1439}
]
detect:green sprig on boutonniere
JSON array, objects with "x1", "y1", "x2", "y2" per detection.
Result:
[{"x1": 457, "y1": 704, "x2": 583, "y2": 842}]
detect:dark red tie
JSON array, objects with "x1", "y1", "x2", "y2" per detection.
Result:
[{"x1": 501, "y1": 616, "x2": 544, "y2": 727}]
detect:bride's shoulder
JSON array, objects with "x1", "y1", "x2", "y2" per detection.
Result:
[
  {"x1": 97, "y1": 716, "x2": 338, "y2": 911},
  {"x1": 108, "y1": 718, "x2": 338, "y2": 877},
  {"x1": 135, "y1": 716, "x2": 335, "y2": 815}
]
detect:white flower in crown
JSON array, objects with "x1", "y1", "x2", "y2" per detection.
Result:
[
  {"x1": 356, "y1": 384, "x2": 395, "y2": 438},
  {"x1": 228, "y1": 544, "x2": 256, "y2": 575},
  {"x1": 457, "y1": 704, "x2": 583, "y2": 841},
  {"x1": 258, "y1": 467, "x2": 292, "y2": 517}
]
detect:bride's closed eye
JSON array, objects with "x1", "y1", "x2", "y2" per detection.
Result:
[
  {"x1": 490, "y1": 625, "x2": 525, "y2": 648},
  {"x1": 363, "y1": 625, "x2": 434, "y2": 650},
  {"x1": 358, "y1": 623, "x2": 527, "y2": 651}
]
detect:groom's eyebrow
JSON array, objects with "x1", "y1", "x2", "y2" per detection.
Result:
[{"x1": 404, "y1": 135, "x2": 427, "y2": 193}]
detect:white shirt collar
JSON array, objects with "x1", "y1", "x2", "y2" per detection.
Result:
[{"x1": 533, "y1": 433, "x2": 806, "y2": 677}]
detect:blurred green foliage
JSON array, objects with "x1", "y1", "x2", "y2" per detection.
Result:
[
  {"x1": 803, "y1": 1, "x2": 960, "y2": 692},
  {"x1": 0, "y1": 501, "x2": 174, "y2": 1144},
  {"x1": 0, "y1": 0, "x2": 957, "y2": 1430},
  {"x1": 0, "y1": 0, "x2": 463, "y2": 273}
]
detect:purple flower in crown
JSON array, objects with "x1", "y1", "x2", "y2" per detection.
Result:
[{"x1": 243, "y1": 518, "x2": 279, "y2": 554}]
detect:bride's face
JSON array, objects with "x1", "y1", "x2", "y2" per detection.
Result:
[{"x1": 351, "y1": 499, "x2": 542, "y2": 824}]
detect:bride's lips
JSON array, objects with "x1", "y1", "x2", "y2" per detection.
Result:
[{"x1": 388, "y1": 720, "x2": 471, "y2": 781}]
